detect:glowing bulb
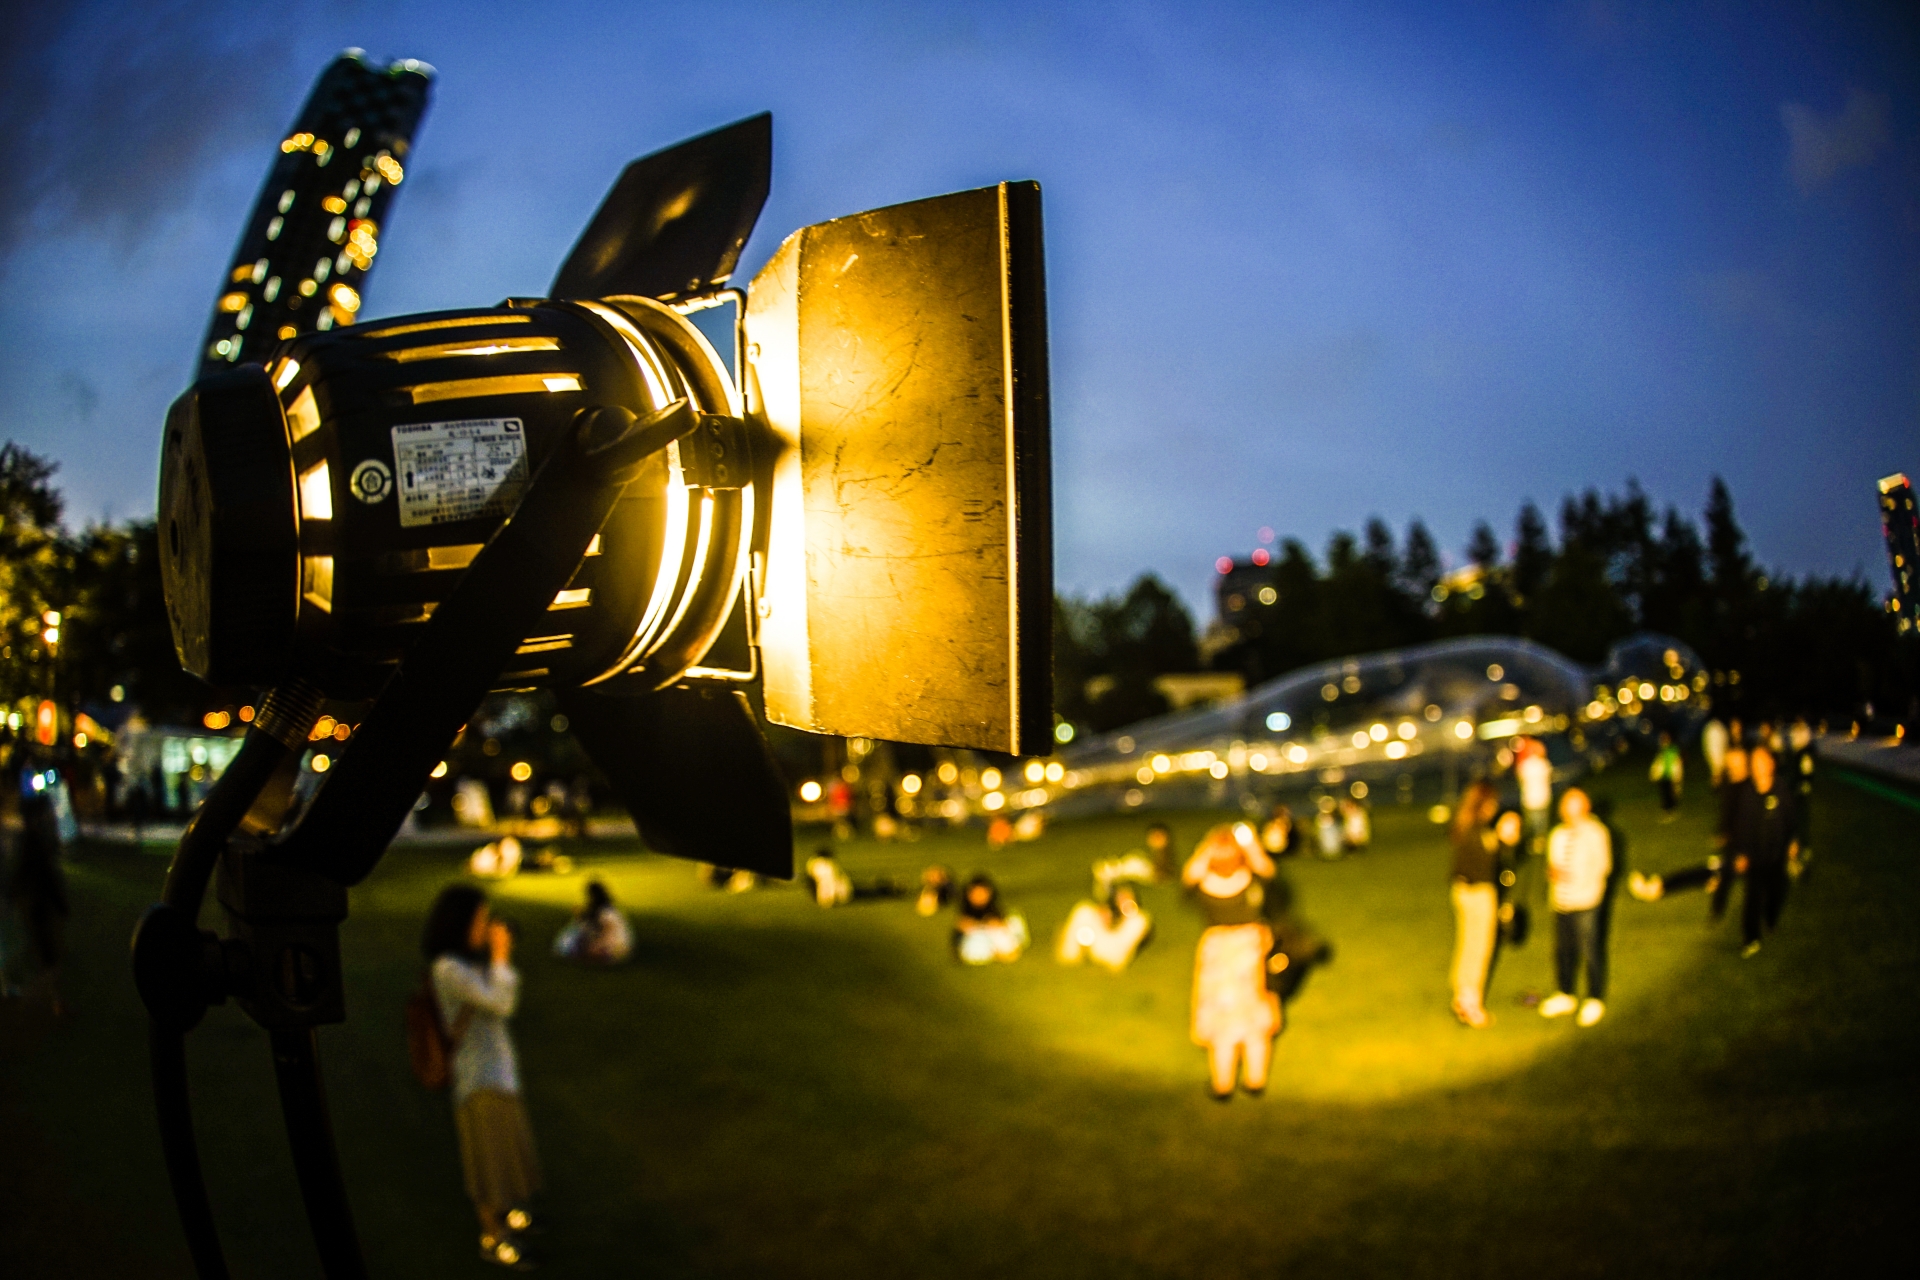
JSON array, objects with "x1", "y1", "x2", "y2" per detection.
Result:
[
  {"x1": 1024, "y1": 760, "x2": 1046, "y2": 783},
  {"x1": 982, "y1": 791, "x2": 1006, "y2": 811},
  {"x1": 980, "y1": 767, "x2": 1002, "y2": 789},
  {"x1": 1045, "y1": 762, "x2": 1064, "y2": 782},
  {"x1": 900, "y1": 773, "x2": 923, "y2": 795},
  {"x1": 430, "y1": 761, "x2": 448, "y2": 779},
  {"x1": 799, "y1": 780, "x2": 823, "y2": 802},
  {"x1": 1454, "y1": 721, "x2": 1475, "y2": 740},
  {"x1": 311, "y1": 753, "x2": 331, "y2": 773},
  {"x1": 1265, "y1": 712, "x2": 1291, "y2": 732},
  {"x1": 509, "y1": 761, "x2": 533, "y2": 782}
]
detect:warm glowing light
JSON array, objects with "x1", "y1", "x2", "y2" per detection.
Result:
[
  {"x1": 1257, "y1": 586, "x2": 1277, "y2": 605},
  {"x1": 73, "y1": 733, "x2": 88, "y2": 748},
  {"x1": 298, "y1": 461, "x2": 333, "y2": 521},
  {"x1": 218, "y1": 292, "x2": 248, "y2": 313},
  {"x1": 1209, "y1": 760, "x2": 1229, "y2": 779},
  {"x1": 980, "y1": 767, "x2": 1003, "y2": 789},
  {"x1": 1486, "y1": 664, "x2": 1504, "y2": 680},
  {"x1": 1150, "y1": 754, "x2": 1170, "y2": 774},
  {"x1": 322, "y1": 195, "x2": 347, "y2": 214},
  {"x1": 374, "y1": 153, "x2": 404, "y2": 184},
  {"x1": 900, "y1": 773, "x2": 923, "y2": 795},
  {"x1": 1054, "y1": 721, "x2": 1076, "y2": 744},
  {"x1": 1351, "y1": 731, "x2": 1370, "y2": 748},
  {"x1": 281, "y1": 132, "x2": 315, "y2": 153},
  {"x1": 982, "y1": 791, "x2": 1006, "y2": 811},
  {"x1": 1350, "y1": 781, "x2": 1369, "y2": 799},
  {"x1": 311, "y1": 753, "x2": 331, "y2": 772},
  {"x1": 1249, "y1": 752, "x2": 1268, "y2": 772},
  {"x1": 110, "y1": 685, "x2": 125, "y2": 703},
  {"x1": 1136, "y1": 766, "x2": 1155, "y2": 785},
  {"x1": 1321, "y1": 684, "x2": 1339, "y2": 701},
  {"x1": 1639, "y1": 682, "x2": 1655, "y2": 699},
  {"x1": 310, "y1": 716, "x2": 337, "y2": 741},
  {"x1": 1024, "y1": 760, "x2": 1046, "y2": 784},
  {"x1": 799, "y1": 780, "x2": 823, "y2": 802},
  {"x1": 1251, "y1": 547, "x2": 1270, "y2": 566},
  {"x1": 1385, "y1": 741, "x2": 1408, "y2": 759},
  {"x1": 1398, "y1": 721, "x2": 1417, "y2": 739},
  {"x1": 1045, "y1": 761, "x2": 1065, "y2": 783},
  {"x1": 1454, "y1": 720, "x2": 1475, "y2": 739},
  {"x1": 333, "y1": 722, "x2": 351, "y2": 741},
  {"x1": 202, "y1": 711, "x2": 232, "y2": 730},
  {"x1": 1369, "y1": 723, "x2": 1388, "y2": 741},
  {"x1": 509, "y1": 761, "x2": 533, "y2": 782},
  {"x1": 329, "y1": 282, "x2": 361, "y2": 313},
  {"x1": 430, "y1": 761, "x2": 449, "y2": 779},
  {"x1": 937, "y1": 762, "x2": 959, "y2": 785},
  {"x1": 273, "y1": 359, "x2": 301, "y2": 391},
  {"x1": 1286, "y1": 744, "x2": 1309, "y2": 764}
]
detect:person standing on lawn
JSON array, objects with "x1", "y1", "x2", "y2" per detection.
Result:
[
  {"x1": 1446, "y1": 781, "x2": 1501, "y2": 1029},
  {"x1": 1650, "y1": 732, "x2": 1684, "y2": 821},
  {"x1": 1541, "y1": 787, "x2": 1612, "y2": 1027},
  {"x1": 424, "y1": 885, "x2": 543, "y2": 1270},
  {"x1": 1184, "y1": 823, "x2": 1281, "y2": 1099},
  {"x1": 1732, "y1": 744, "x2": 1799, "y2": 959},
  {"x1": 1629, "y1": 742, "x2": 1750, "y2": 908}
]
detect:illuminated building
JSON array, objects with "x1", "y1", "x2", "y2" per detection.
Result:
[
  {"x1": 199, "y1": 52, "x2": 433, "y2": 376},
  {"x1": 1214, "y1": 555, "x2": 1276, "y2": 628},
  {"x1": 1879, "y1": 473, "x2": 1918, "y2": 632}
]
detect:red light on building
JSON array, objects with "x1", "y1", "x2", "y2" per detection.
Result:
[
  {"x1": 1215, "y1": 556, "x2": 1233, "y2": 574},
  {"x1": 1251, "y1": 547, "x2": 1270, "y2": 566}
]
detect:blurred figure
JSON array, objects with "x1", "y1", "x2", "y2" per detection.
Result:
[
  {"x1": 1183, "y1": 823, "x2": 1280, "y2": 1099},
  {"x1": 1092, "y1": 822, "x2": 1174, "y2": 898},
  {"x1": 916, "y1": 865, "x2": 954, "y2": 917},
  {"x1": 1540, "y1": 787, "x2": 1612, "y2": 1027},
  {"x1": 1493, "y1": 807, "x2": 1530, "y2": 948},
  {"x1": 1339, "y1": 797, "x2": 1371, "y2": 851},
  {"x1": 1701, "y1": 717, "x2": 1730, "y2": 788},
  {"x1": 827, "y1": 776, "x2": 857, "y2": 839},
  {"x1": 1012, "y1": 811, "x2": 1046, "y2": 842},
  {"x1": 1786, "y1": 718, "x2": 1816, "y2": 878},
  {"x1": 1259, "y1": 804, "x2": 1294, "y2": 857},
  {"x1": 552, "y1": 880, "x2": 632, "y2": 965},
  {"x1": 1733, "y1": 744, "x2": 1799, "y2": 958},
  {"x1": 468, "y1": 836, "x2": 523, "y2": 879},
  {"x1": 1514, "y1": 736, "x2": 1554, "y2": 858},
  {"x1": 952, "y1": 874, "x2": 1029, "y2": 964},
  {"x1": 1447, "y1": 781, "x2": 1501, "y2": 1028},
  {"x1": 1650, "y1": 732, "x2": 1683, "y2": 821},
  {"x1": 1056, "y1": 882, "x2": 1154, "y2": 972},
  {"x1": 1313, "y1": 802, "x2": 1343, "y2": 858},
  {"x1": 805, "y1": 848, "x2": 854, "y2": 907},
  {"x1": 3, "y1": 790, "x2": 68, "y2": 1014},
  {"x1": 424, "y1": 885, "x2": 543, "y2": 1269},
  {"x1": 1630, "y1": 744, "x2": 1749, "y2": 909}
]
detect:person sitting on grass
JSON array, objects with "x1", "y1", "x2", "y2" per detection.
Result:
[
  {"x1": 552, "y1": 880, "x2": 632, "y2": 965},
  {"x1": 1092, "y1": 822, "x2": 1175, "y2": 899},
  {"x1": 916, "y1": 865, "x2": 955, "y2": 917},
  {"x1": 952, "y1": 873, "x2": 1029, "y2": 964},
  {"x1": 1184, "y1": 822, "x2": 1281, "y2": 1100},
  {"x1": 805, "y1": 848, "x2": 854, "y2": 907},
  {"x1": 1057, "y1": 882, "x2": 1154, "y2": 972},
  {"x1": 1540, "y1": 787, "x2": 1612, "y2": 1028},
  {"x1": 424, "y1": 885, "x2": 543, "y2": 1270},
  {"x1": 1629, "y1": 744, "x2": 1749, "y2": 908}
]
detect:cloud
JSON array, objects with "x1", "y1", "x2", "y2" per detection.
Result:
[
  {"x1": 0, "y1": 0, "x2": 299, "y2": 261},
  {"x1": 1781, "y1": 89, "x2": 1891, "y2": 194}
]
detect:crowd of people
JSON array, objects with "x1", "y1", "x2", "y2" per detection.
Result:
[{"x1": 282, "y1": 713, "x2": 1830, "y2": 1269}]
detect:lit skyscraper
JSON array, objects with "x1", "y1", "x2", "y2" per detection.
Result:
[
  {"x1": 200, "y1": 51, "x2": 432, "y2": 377},
  {"x1": 1878, "y1": 473, "x2": 1918, "y2": 632}
]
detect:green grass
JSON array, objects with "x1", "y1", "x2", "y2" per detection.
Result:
[{"x1": 3, "y1": 771, "x2": 1914, "y2": 1278}]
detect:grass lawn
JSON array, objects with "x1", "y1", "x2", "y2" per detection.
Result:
[{"x1": 3, "y1": 769, "x2": 1914, "y2": 1278}]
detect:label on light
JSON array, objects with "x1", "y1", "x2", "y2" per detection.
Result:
[{"x1": 392, "y1": 418, "x2": 527, "y2": 528}]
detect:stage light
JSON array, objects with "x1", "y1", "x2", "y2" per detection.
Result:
[{"x1": 135, "y1": 60, "x2": 1053, "y2": 1280}]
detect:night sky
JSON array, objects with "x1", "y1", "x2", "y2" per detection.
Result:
[{"x1": 1, "y1": 0, "x2": 1913, "y2": 617}]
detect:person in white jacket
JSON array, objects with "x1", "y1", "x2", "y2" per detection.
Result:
[{"x1": 1540, "y1": 787, "x2": 1612, "y2": 1027}]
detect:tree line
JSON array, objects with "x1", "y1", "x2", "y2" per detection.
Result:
[{"x1": 1057, "y1": 478, "x2": 1912, "y2": 734}]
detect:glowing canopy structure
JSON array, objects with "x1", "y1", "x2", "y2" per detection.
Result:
[{"x1": 1040, "y1": 633, "x2": 1706, "y2": 816}]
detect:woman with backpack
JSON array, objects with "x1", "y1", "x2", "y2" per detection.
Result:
[{"x1": 422, "y1": 884, "x2": 542, "y2": 1270}]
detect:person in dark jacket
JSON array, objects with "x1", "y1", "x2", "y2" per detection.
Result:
[
  {"x1": 5, "y1": 789, "x2": 68, "y2": 1015},
  {"x1": 1732, "y1": 744, "x2": 1798, "y2": 958}
]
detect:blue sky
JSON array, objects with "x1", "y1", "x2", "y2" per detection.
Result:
[{"x1": 1, "y1": 0, "x2": 1913, "y2": 616}]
